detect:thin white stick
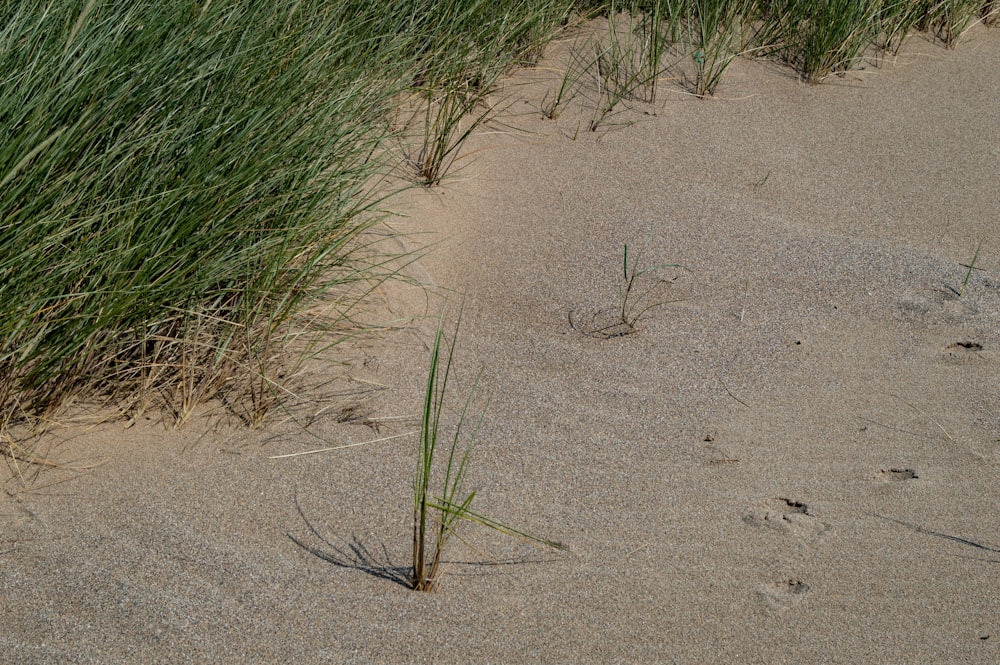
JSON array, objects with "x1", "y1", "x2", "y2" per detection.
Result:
[
  {"x1": 268, "y1": 430, "x2": 417, "y2": 459},
  {"x1": 740, "y1": 279, "x2": 749, "y2": 323}
]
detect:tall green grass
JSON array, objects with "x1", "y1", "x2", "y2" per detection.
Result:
[
  {"x1": 765, "y1": 0, "x2": 883, "y2": 82},
  {"x1": 755, "y1": 0, "x2": 992, "y2": 81},
  {"x1": 1, "y1": 1, "x2": 399, "y2": 431},
  {"x1": 576, "y1": 0, "x2": 993, "y2": 109},
  {"x1": 403, "y1": 0, "x2": 574, "y2": 184},
  {"x1": 1, "y1": 0, "x2": 995, "y2": 444},
  {"x1": 413, "y1": 306, "x2": 565, "y2": 591},
  {"x1": 683, "y1": 0, "x2": 754, "y2": 96},
  {"x1": 589, "y1": 3, "x2": 670, "y2": 128},
  {"x1": 0, "y1": 0, "x2": 574, "y2": 436}
]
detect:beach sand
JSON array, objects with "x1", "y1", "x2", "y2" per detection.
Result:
[{"x1": 2, "y1": 25, "x2": 999, "y2": 664}]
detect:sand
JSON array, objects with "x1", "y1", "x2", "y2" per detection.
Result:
[{"x1": 2, "y1": 26, "x2": 999, "y2": 664}]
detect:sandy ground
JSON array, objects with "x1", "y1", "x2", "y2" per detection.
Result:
[{"x1": 3, "y1": 25, "x2": 999, "y2": 664}]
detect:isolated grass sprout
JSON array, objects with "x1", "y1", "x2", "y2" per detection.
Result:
[
  {"x1": 619, "y1": 243, "x2": 682, "y2": 331},
  {"x1": 958, "y1": 240, "x2": 983, "y2": 297},
  {"x1": 413, "y1": 307, "x2": 565, "y2": 592},
  {"x1": 569, "y1": 243, "x2": 681, "y2": 338}
]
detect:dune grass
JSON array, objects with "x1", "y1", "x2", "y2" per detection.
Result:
[
  {"x1": 1, "y1": 1, "x2": 409, "y2": 434},
  {"x1": 590, "y1": 5, "x2": 662, "y2": 128},
  {"x1": 617, "y1": 244, "x2": 682, "y2": 333},
  {"x1": 403, "y1": 0, "x2": 575, "y2": 184},
  {"x1": 682, "y1": 0, "x2": 755, "y2": 96},
  {"x1": 574, "y1": 0, "x2": 993, "y2": 121},
  {"x1": 1, "y1": 0, "x2": 995, "y2": 449},
  {"x1": 0, "y1": 0, "x2": 573, "y2": 442},
  {"x1": 774, "y1": 0, "x2": 884, "y2": 82},
  {"x1": 958, "y1": 240, "x2": 983, "y2": 297},
  {"x1": 413, "y1": 306, "x2": 566, "y2": 591}
]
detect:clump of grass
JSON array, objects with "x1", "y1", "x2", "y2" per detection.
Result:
[
  {"x1": 763, "y1": 0, "x2": 882, "y2": 82},
  {"x1": 591, "y1": 6, "x2": 646, "y2": 128},
  {"x1": 0, "y1": 0, "x2": 582, "y2": 441},
  {"x1": 0, "y1": 1, "x2": 416, "y2": 435},
  {"x1": 633, "y1": 0, "x2": 682, "y2": 102},
  {"x1": 411, "y1": 83, "x2": 498, "y2": 187},
  {"x1": 407, "y1": 14, "x2": 508, "y2": 186},
  {"x1": 4, "y1": 0, "x2": 996, "y2": 452},
  {"x1": 405, "y1": 0, "x2": 575, "y2": 184},
  {"x1": 543, "y1": 60, "x2": 585, "y2": 120},
  {"x1": 588, "y1": 2, "x2": 679, "y2": 128},
  {"x1": 682, "y1": 0, "x2": 754, "y2": 97},
  {"x1": 413, "y1": 306, "x2": 565, "y2": 592},
  {"x1": 931, "y1": 0, "x2": 987, "y2": 47},
  {"x1": 873, "y1": 0, "x2": 930, "y2": 55},
  {"x1": 983, "y1": 1, "x2": 1000, "y2": 26}
]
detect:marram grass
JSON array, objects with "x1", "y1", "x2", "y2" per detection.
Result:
[
  {"x1": 1, "y1": 0, "x2": 994, "y2": 446},
  {"x1": 0, "y1": 0, "x2": 574, "y2": 439},
  {"x1": 412, "y1": 306, "x2": 566, "y2": 592},
  {"x1": 0, "y1": 0, "x2": 412, "y2": 433}
]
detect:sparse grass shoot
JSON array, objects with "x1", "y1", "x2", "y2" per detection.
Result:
[
  {"x1": 412, "y1": 306, "x2": 565, "y2": 592},
  {"x1": 618, "y1": 243, "x2": 682, "y2": 331},
  {"x1": 958, "y1": 240, "x2": 983, "y2": 297}
]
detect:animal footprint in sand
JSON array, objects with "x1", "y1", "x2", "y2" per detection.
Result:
[
  {"x1": 877, "y1": 468, "x2": 918, "y2": 481},
  {"x1": 758, "y1": 577, "x2": 811, "y2": 612},
  {"x1": 944, "y1": 341, "x2": 985, "y2": 364},
  {"x1": 946, "y1": 341, "x2": 983, "y2": 352},
  {"x1": 744, "y1": 497, "x2": 829, "y2": 541}
]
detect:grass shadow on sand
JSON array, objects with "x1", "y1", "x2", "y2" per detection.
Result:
[
  {"x1": 287, "y1": 494, "x2": 411, "y2": 588},
  {"x1": 287, "y1": 493, "x2": 564, "y2": 589},
  {"x1": 873, "y1": 514, "x2": 1000, "y2": 563}
]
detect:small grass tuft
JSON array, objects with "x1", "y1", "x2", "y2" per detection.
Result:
[
  {"x1": 618, "y1": 243, "x2": 682, "y2": 332},
  {"x1": 413, "y1": 305, "x2": 565, "y2": 592},
  {"x1": 569, "y1": 243, "x2": 682, "y2": 338},
  {"x1": 682, "y1": 0, "x2": 754, "y2": 97}
]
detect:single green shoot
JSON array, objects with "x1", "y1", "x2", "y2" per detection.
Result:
[{"x1": 958, "y1": 240, "x2": 983, "y2": 297}]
